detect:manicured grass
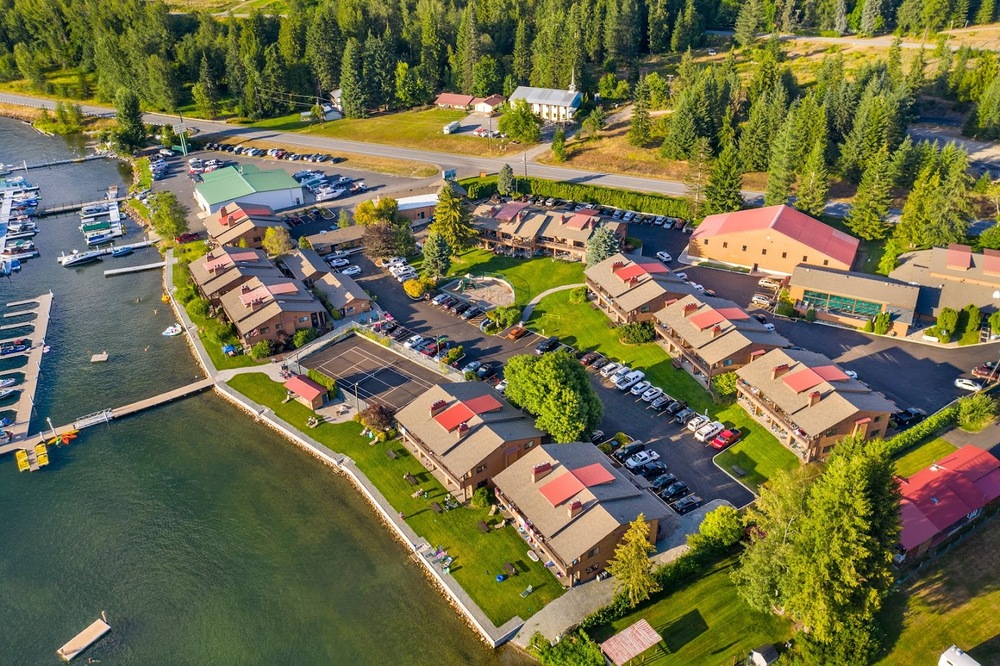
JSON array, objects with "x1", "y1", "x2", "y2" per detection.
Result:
[
  {"x1": 590, "y1": 555, "x2": 793, "y2": 665},
  {"x1": 876, "y1": 514, "x2": 1000, "y2": 665},
  {"x1": 893, "y1": 437, "x2": 958, "y2": 477},
  {"x1": 226, "y1": 372, "x2": 565, "y2": 625},
  {"x1": 447, "y1": 249, "x2": 586, "y2": 307},
  {"x1": 133, "y1": 157, "x2": 152, "y2": 192},
  {"x1": 172, "y1": 241, "x2": 259, "y2": 370},
  {"x1": 300, "y1": 108, "x2": 524, "y2": 157},
  {"x1": 527, "y1": 290, "x2": 800, "y2": 491}
]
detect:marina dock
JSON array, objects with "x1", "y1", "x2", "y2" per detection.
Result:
[
  {"x1": 104, "y1": 260, "x2": 167, "y2": 276},
  {"x1": 4, "y1": 154, "x2": 111, "y2": 173},
  {"x1": 38, "y1": 196, "x2": 126, "y2": 217},
  {"x1": 56, "y1": 615, "x2": 110, "y2": 662}
]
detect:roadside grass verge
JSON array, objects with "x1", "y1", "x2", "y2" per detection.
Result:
[
  {"x1": 589, "y1": 554, "x2": 793, "y2": 665},
  {"x1": 172, "y1": 241, "x2": 258, "y2": 370},
  {"x1": 528, "y1": 290, "x2": 799, "y2": 491},
  {"x1": 446, "y1": 249, "x2": 585, "y2": 307},
  {"x1": 227, "y1": 372, "x2": 565, "y2": 624},
  {"x1": 892, "y1": 437, "x2": 958, "y2": 477}
]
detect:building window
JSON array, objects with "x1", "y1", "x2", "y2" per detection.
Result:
[
  {"x1": 742, "y1": 245, "x2": 747, "y2": 252},
  {"x1": 761, "y1": 249, "x2": 767, "y2": 255},
  {"x1": 346, "y1": 306, "x2": 355, "y2": 314},
  {"x1": 524, "y1": 441, "x2": 535, "y2": 449},
  {"x1": 722, "y1": 242, "x2": 727, "y2": 248},
  {"x1": 782, "y1": 252, "x2": 787, "y2": 259},
  {"x1": 640, "y1": 305, "x2": 650, "y2": 313},
  {"x1": 825, "y1": 428, "x2": 837, "y2": 436},
  {"x1": 259, "y1": 327, "x2": 270, "y2": 334},
  {"x1": 823, "y1": 259, "x2": 829, "y2": 266},
  {"x1": 874, "y1": 415, "x2": 882, "y2": 422},
  {"x1": 252, "y1": 236, "x2": 262, "y2": 243},
  {"x1": 298, "y1": 316, "x2": 310, "y2": 323},
  {"x1": 275, "y1": 323, "x2": 283, "y2": 330},
  {"x1": 588, "y1": 546, "x2": 600, "y2": 558},
  {"x1": 475, "y1": 463, "x2": 487, "y2": 473},
  {"x1": 801, "y1": 290, "x2": 883, "y2": 317},
  {"x1": 723, "y1": 359, "x2": 733, "y2": 366},
  {"x1": 803, "y1": 256, "x2": 808, "y2": 262},
  {"x1": 704, "y1": 239, "x2": 709, "y2": 245}
]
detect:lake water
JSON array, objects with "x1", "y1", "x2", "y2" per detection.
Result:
[{"x1": 0, "y1": 118, "x2": 512, "y2": 664}]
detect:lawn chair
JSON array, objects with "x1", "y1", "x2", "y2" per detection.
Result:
[
  {"x1": 477, "y1": 520, "x2": 490, "y2": 534},
  {"x1": 385, "y1": 449, "x2": 398, "y2": 460},
  {"x1": 520, "y1": 585, "x2": 533, "y2": 598},
  {"x1": 431, "y1": 502, "x2": 443, "y2": 514},
  {"x1": 504, "y1": 562, "x2": 517, "y2": 576}
]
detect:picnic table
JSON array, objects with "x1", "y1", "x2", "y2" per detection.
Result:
[
  {"x1": 385, "y1": 449, "x2": 398, "y2": 460},
  {"x1": 477, "y1": 520, "x2": 490, "y2": 534},
  {"x1": 503, "y1": 562, "x2": 517, "y2": 576},
  {"x1": 431, "y1": 502, "x2": 443, "y2": 513},
  {"x1": 404, "y1": 473, "x2": 418, "y2": 485}
]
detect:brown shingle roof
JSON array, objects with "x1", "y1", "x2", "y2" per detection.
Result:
[
  {"x1": 585, "y1": 253, "x2": 696, "y2": 311},
  {"x1": 282, "y1": 248, "x2": 328, "y2": 283},
  {"x1": 790, "y1": 265, "x2": 918, "y2": 326},
  {"x1": 314, "y1": 272, "x2": 370, "y2": 311},
  {"x1": 218, "y1": 276, "x2": 324, "y2": 336}
]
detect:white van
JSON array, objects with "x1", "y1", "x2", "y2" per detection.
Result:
[
  {"x1": 443, "y1": 121, "x2": 461, "y2": 134},
  {"x1": 609, "y1": 365, "x2": 632, "y2": 383},
  {"x1": 694, "y1": 421, "x2": 725, "y2": 443}
]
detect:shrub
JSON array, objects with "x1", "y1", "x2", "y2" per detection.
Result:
[
  {"x1": 598, "y1": 442, "x2": 613, "y2": 454},
  {"x1": 205, "y1": 320, "x2": 236, "y2": 345},
  {"x1": 804, "y1": 307, "x2": 816, "y2": 322},
  {"x1": 873, "y1": 311, "x2": 892, "y2": 335},
  {"x1": 442, "y1": 345, "x2": 464, "y2": 365},
  {"x1": 686, "y1": 505, "x2": 744, "y2": 553},
  {"x1": 470, "y1": 487, "x2": 493, "y2": 509},
  {"x1": 464, "y1": 370, "x2": 479, "y2": 381},
  {"x1": 862, "y1": 318, "x2": 875, "y2": 332},
  {"x1": 528, "y1": 631, "x2": 604, "y2": 666},
  {"x1": 492, "y1": 305, "x2": 522, "y2": 329},
  {"x1": 568, "y1": 286, "x2": 589, "y2": 304},
  {"x1": 886, "y1": 404, "x2": 958, "y2": 455},
  {"x1": 936, "y1": 307, "x2": 959, "y2": 343},
  {"x1": 403, "y1": 277, "x2": 434, "y2": 299},
  {"x1": 775, "y1": 302, "x2": 796, "y2": 317},
  {"x1": 306, "y1": 368, "x2": 336, "y2": 395},
  {"x1": 250, "y1": 339, "x2": 275, "y2": 359},
  {"x1": 358, "y1": 403, "x2": 396, "y2": 432},
  {"x1": 188, "y1": 298, "x2": 210, "y2": 318},
  {"x1": 293, "y1": 328, "x2": 318, "y2": 348},
  {"x1": 617, "y1": 322, "x2": 656, "y2": 344},
  {"x1": 711, "y1": 372, "x2": 738, "y2": 402},
  {"x1": 958, "y1": 393, "x2": 997, "y2": 431},
  {"x1": 614, "y1": 432, "x2": 632, "y2": 446},
  {"x1": 176, "y1": 286, "x2": 196, "y2": 304}
]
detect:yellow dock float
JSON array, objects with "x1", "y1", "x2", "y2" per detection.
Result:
[
  {"x1": 14, "y1": 448, "x2": 28, "y2": 471},
  {"x1": 57, "y1": 616, "x2": 110, "y2": 662},
  {"x1": 34, "y1": 442, "x2": 48, "y2": 467}
]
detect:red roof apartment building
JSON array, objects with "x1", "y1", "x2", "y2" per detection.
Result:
[
  {"x1": 585, "y1": 253, "x2": 697, "y2": 324},
  {"x1": 687, "y1": 205, "x2": 859, "y2": 275},
  {"x1": 203, "y1": 202, "x2": 289, "y2": 250},
  {"x1": 898, "y1": 445, "x2": 1000, "y2": 560}
]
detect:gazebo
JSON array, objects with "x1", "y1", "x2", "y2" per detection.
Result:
[
  {"x1": 284, "y1": 374, "x2": 327, "y2": 410},
  {"x1": 600, "y1": 618, "x2": 663, "y2": 665}
]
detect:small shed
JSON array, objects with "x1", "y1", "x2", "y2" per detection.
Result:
[
  {"x1": 600, "y1": 618, "x2": 662, "y2": 665},
  {"x1": 284, "y1": 374, "x2": 328, "y2": 409},
  {"x1": 473, "y1": 94, "x2": 505, "y2": 114},
  {"x1": 750, "y1": 644, "x2": 780, "y2": 666}
]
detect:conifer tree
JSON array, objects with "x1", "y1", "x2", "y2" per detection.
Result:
[
  {"x1": 339, "y1": 38, "x2": 368, "y2": 118},
  {"x1": 498, "y1": 163, "x2": 514, "y2": 196},
  {"x1": 764, "y1": 112, "x2": 799, "y2": 206},
  {"x1": 430, "y1": 185, "x2": 477, "y2": 252},
  {"x1": 795, "y1": 136, "x2": 830, "y2": 218},
  {"x1": 627, "y1": 78, "x2": 651, "y2": 147},
  {"x1": 703, "y1": 141, "x2": 744, "y2": 215},
  {"x1": 685, "y1": 137, "x2": 712, "y2": 219},
  {"x1": 846, "y1": 144, "x2": 893, "y2": 240},
  {"x1": 607, "y1": 515, "x2": 660, "y2": 608}
]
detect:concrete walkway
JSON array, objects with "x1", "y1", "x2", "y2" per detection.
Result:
[{"x1": 521, "y1": 283, "x2": 585, "y2": 323}]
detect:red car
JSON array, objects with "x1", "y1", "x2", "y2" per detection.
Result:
[
  {"x1": 971, "y1": 362, "x2": 998, "y2": 380},
  {"x1": 175, "y1": 232, "x2": 201, "y2": 243},
  {"x1": 710, "y1": 428, "x2": 742, "y2": 450}
]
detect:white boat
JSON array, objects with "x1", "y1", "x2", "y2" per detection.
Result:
[
  {"x1": 80, "y1": 203, "x2": 109, "y2": 216},
  {"x1": 162, "y1": 324, "x2": 183, "y2": 336},
  {"x1": 58, "y1": 249, "x2": 104, "y2": 267},
  {"x1": 0, "y1": 377, "x2": 17, "y2": 389},
  {"x1": 0, "y1": 388, "x2": 15, "y2": 399}
]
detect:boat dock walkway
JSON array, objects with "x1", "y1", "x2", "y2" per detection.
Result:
[
  {"x1": 0, "y1": 292, "x2": 53, "y2": 470},
  {"x1": 7, "y1": 154, "x2": 111, "y2": 174},
  {"x1": 38, "y1": 196, "x2": 126, "y2": 217},
  {"x1": 56, "y1": 615, "x2": 110, "y2": 662},
  {"x1": 104, "y1": 260, "x2": 167, "y2": 276}
]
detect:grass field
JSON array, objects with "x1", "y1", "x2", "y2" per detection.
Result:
[
  {"x1": 527, "y1": 290, "x2": 799, "y2": 491},
  {"x1": 876, "y1": 514, "x2": 1000, "y2": 665},
  {"x1": 446, "y1": 249, "x2": 586, "y2": 307},
  {"x1": 893, "y1": 437, "x2": 958, "y2": 477},
  {"x1": 590, "y1": 555, "x2": 793, "y2": 665},
  {"x1": 227, "y1": 372, "x2": 564, "y2": 625}
]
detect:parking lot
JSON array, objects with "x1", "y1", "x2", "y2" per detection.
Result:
[{"x1": 302, "y1": 336, "x2": 445, "y2": 411}]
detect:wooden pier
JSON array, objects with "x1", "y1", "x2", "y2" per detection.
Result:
[
  {"x1": 5, "y1": 154, "x2": 111, "y2": 174},
  {"x1": 104, "y1": 260, "x2": 167, "y2": 276},
  {"x1": 56, "y1": 615, "x2": 110, "y2": 662},
  {"x1": 37, "y1": 196, "x2": 126, "y2": 217}
]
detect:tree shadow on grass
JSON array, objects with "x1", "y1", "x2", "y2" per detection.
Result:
[
  {"x1": 658, "y1": 608, "x2": 709, "y2": 653},
  {"x1": 970, "y1": 633, "x2": 1000, "y2": 663}
]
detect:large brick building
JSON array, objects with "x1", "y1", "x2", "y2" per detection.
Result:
[
  {"x1": 585, "y1": 253, "x2": 696, "y2": 324},
  {"x1": 474, "y1": 202, "x2": 625, "y2": 263},
  {"x1": 686, "y1": 205, "x2": 859, "y2": 275},
  {"x1": 735, "y1": 348, "x2": 896, "y2": 462},
  {"x1": 189, "y1": 246, "x2": 283, "y2": 305}
]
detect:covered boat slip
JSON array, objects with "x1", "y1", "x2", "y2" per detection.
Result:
[{"x1": 56, "y1": 617, "x2": 110, "y2": 661}]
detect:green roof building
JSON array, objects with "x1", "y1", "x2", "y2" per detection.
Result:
[{"x1": 194, "y1": 164, "x2": 304, "y2": 213}]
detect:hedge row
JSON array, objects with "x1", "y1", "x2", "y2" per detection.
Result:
[
  {"x1": 886, "y1": 403, "x2": 958, "y2": 456},
  {"x1": 461, "y1": 175, "x2": 691, "y2": 219},
  {"x1": 307, "y1": 368, "x2": 337, "y2": 397}
]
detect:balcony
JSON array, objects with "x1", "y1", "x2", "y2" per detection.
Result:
[{"x1": 736, "y1": 388, "x2": 813, "y2": 458}]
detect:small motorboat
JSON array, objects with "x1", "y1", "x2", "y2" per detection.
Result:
[
  {"x1": 162, "y1": 324, "x2": 183, "y2": 336},
  {"x1": 0, "y1": 377, "x2": 17, "y2": 389},
  {"x1": 0, "y1": 417, "x2": 11, "y2": 427},
  {"x1": 0, "y1": 344, "x2": 28, "y2": 356},
  {"x1": 0, "y1": 388, "x2": 16, "y2": 399},
  {"x1": 110, "y1": 246, "x2": 133, "y2": 258}
]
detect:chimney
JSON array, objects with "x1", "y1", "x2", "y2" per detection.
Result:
[
  {"x1": 429, "y1": 399, "x2": 448, "y2": 416},
  {"x1": 683, "y1": 302, "x2": 698, "y2": 317},
  {"x1": 771, "y1": 363, "x2": 789, "y2": 379},
  {"x1": 629, "y1": 277, "x2": 639, "y2": 287},
  {"x1": 712, "y1": 325, "x2": 723, "y2": 338},
  {"x1": 808, "y1": 391, "x2": 821, "y2": 406},
  {"x1": 612, "y1": 261, "x2": 625, "y2": 271},
  {"x1": 227, "y1": 215, "x2": 235, "y2": 225},
  {"x1": 567, "y1": 499, "x2": 583, "y2": 518},
  {"x1": 241, "y1": 284, "x2": 251, "y2": 293},
  {"x1": 457, "y1": 422, "x2": 469, "y2": 438},
  {"x1": 531, "y1": 462, "x2": 553, "y2": 482},
  {"x1": 749, "y1": 349, "x2": 766, "y2": 362}
]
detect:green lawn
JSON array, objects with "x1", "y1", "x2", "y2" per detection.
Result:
[
  {"x1": 876, "y1": 513, "x2": 1000, "y2": 665},
  {"x1": 227, "y1": 372, "x2": 564, "y2": 625},
  {"x1": 820, "y1": 215, "x2": 884, "y2": 274},
  {"x1": 527, "y1": 290, "x2": 800, "y2": 491},
  {"x1": 590, "y1": 556, "x2": 793, "y2": 665},
  {"x1": 893, "y1": 437, "x2": 958, "y2": 477},
  {"x1": 172, "y1": 242, "x2": 259, "y2": 370},
  {"x1": 447, "y1": 249, "x2": 586, "y2": 307}
]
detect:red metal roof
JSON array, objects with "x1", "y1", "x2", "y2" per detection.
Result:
[
  {"x1": 782, "y1": 367, "x2": 824, "y2": 393},
  {"x1": 946, "y1": 243, "x2": 973, "y2": 270},
  {"x1": 434, "y1": 92, "x2": 474, "y2": 107},
  {"x1": 692, "y1": 205, "x2": 859, "y2": 268},
  {"x1": 689, "y1": 309, "x2": 725, "y2": 330},
  {"x1": 539, "y1": 472, "x2": 584, "y2": 506},
  {"x1": 601, "y1": 619, "x2": 662, "y2": 666},
  {"x1": 434, "y1": 403, "x2": 475, "y2": 431},
  {"x1": 464, "y1": 394, "x2": 503, "y2": 415},
  {"x1": 565, "y1": 211, "x2": 598, "y2": 230},
  {"x1": 812, "y1": 365, "x2": 849, "y2": 382},
  {"x1": 573, "y1": 463, "x2": 615, "y2": 487},
  {"x1": 715, "y1": 307, "x2": 750, "y2": 321},
  {"x1": 984, "y1": 248, "x2": 1000, "y2": 276},
  {"x1": 899, "y1": 446, "x2": 1000, "y2": 551},
  {"x1": 495, "y1": 201, "x2": 530, "y2": 221},
  {"x1": 284, "y1": 374, "x2": 326, "y2": 401},
  {"x1": 613, "y1": 260, "x2": 669, "y2": 282}
]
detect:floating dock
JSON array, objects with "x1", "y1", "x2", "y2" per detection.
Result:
[
  {"x1": 104, "y1": 261, "x2": 167, "y2": 276},
  {"x1": 56, "y1": 616, "x2": 110, "y2": 662},
  {"x1": 38, "y1": 196, "x2": 126, "y2": 218}
]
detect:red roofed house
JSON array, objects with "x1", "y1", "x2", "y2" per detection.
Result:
[
  {"x1": 394, "y1": 382, "x2": 544, "y2": 501},
  {"x1": 434, "y1": 92, "x2": 475, "y2": 109},
  {"x1": 284, "y1": 374, "x2": 329, "y2": 409},
  {"x1": 471, "y1": 203, "x2": 624, "y2": 263},
  {"x1": 217, "y1": 276, "x2": 328, "y2": 348},
  {"x1": 687, "y1": 204, "x2": 860, "y2": 275},
  {"x1": 188, "y1": 246, "x2": 283, "y2": 305},
  {"x1": 585, "y1": 253, "x2": 698, "y2": 324},
  {"x1": 203, "y1": 201, "x2": 289, "y2": 250},
  {"x1": 473, "y1": 94, "x2": 505, "y2": 114},
  {"x1": 898, "y1": 445, "x2": 1000, "y2": 560},
  {"x1": 493, "y1": 443, "x2": 672, "y2": 586}
]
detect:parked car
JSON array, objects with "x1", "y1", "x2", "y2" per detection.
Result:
[
  {"x1": 751, "y1": 294, "x2": 775, "y2": 308},
  {"x1": 695, "y1": 421, "x2": 725, "y2": 443},
  {"x1": 616, "y1": 370, "x2": 646, "y2": 391},
  {"x1": 655, "y1": 251, "x2": 673, "y2": 263},
  {"x1": 461, "y1": 306, "x2": 483, "y2": 320},
  {"x1": 328, "y1": 258, "x2": 350, "y2": 268},
  {"x1": 431, "y1": 293, "x2": 450, "y2": 306},
  {"x1": 650, "y1": 394, "x2": 673, "y2": 410},
  {"x1": 674, "y1": 407, "x2": 696, "y2": 424},
  {"x1": 479, "y1": 317, "x2": 494, "y2": 332},
  {"x1": 891, "y1": 407, "x2": 927, "y2": 430},
  {"x1": 461, "y1": 360, "x2": 482, "y2": 374},
  {"x1": 640, "y1": 460, "x2": 668, "y2": 478},
  {"x1": 641, "y1": 386, "x2": 664, "y2": 402},
  {"x1": 175, "y1": 232, "x2": 200, "y2": 243},
  {"x1": 476, "y1": 363, "x2": 496, "y2": 379},
  {"x1": 758, "y1": 277, "x2": 782, "y2": 290},
  {"x1": 495, "y1": 379, "x2": 508, "y2": 394},
  {"x1": 391, "y1": 328, "x2": 412, "y2": 342},
  {"x1": 600, "y1": 362, "x2": 621, "y2": 378},
  {"x1": 580, "y1": 351, "x2": 601, "y2": 366},
  {"x1": 649, "y1": 473, "x2": 679, "y2": 490},
  {"x1": 664, "y1": 400, "x2": 687, "y2": 415},
  {"x1": 686, "y1": 415, "x2": 709, "y2": 433},
  {"x1": 613, "y1": 441, "x2": 646, "y2": 462},
  {"x1": 972, "y1": 362, "x2": 998, "y2": 379},
  {"x1": 590, "y1": 430, "x2": 606, "y2": 444},
  {"x1": 625, "y1": 450, "x2": 660, "y2": 470},
  {"x1": 339, "y1": 265, "x2": 362, "y2": 277},
  {"x1": 660, "y1": 481, "x2": 690, "y2": 502},
  {"x1": 535, "y1": 336, "x2": 560, "y2": 354},
  {"x1": 452, "y1": 303, "x2": 472, "y2": 316},
  {"x1": 671, "y1": 495, "x2": 703, "y2": 515},
  {"x1": 591, "y1": 356, "x2": 610, "y2": 370},
  {"x1": 507, "y1": 326, "x2": 528, "y2": 340},
  {"x1": 630, "y1": 380, "x2": 652, "y2": 396},
  {"x1": 710, "y1": 428, "x2": 742, "y2": 450},
  {"x1": 955, "y1": 377, "x2": 984, "y2": 391},
  {"x1": 403, "y1": 335, "x2": 424, "y2": 349}
]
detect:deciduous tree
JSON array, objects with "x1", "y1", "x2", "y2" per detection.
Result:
[
  {"x1": 354, "y1": 197, "x2": 400, "y2": 226},
  {"x1": 113, "y1": 88, "x2": 145, "y2": 154},
  {"x1": 503, "y1": 350, "x2": 603, "y2": 442},
  {"x1": 151, "y1": 192, "x2": 188, "y2": 239},
  {"x1": 262, "y1": 226, "x2": 294, "y2": 256},
  {"x1": 498, "y1": 99, "x2": 541, "y2": 143}
]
